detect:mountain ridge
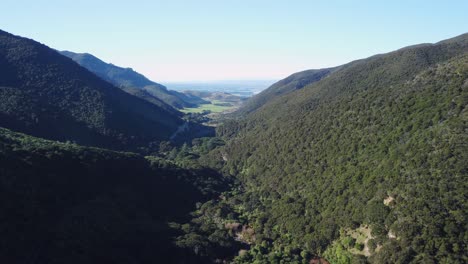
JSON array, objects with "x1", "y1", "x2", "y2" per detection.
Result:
[
  {"x1": 60, "y1": 50, "x2": 208, "y2": 109},
  {"x1": 0, "y1": 29, "x2": 183, "y2": 151}
]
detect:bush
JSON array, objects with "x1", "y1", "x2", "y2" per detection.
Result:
[
  {"x1": 368, "y1": 239, "x2": 377, "y2": 253},
  {"x1": 355, "y1": 243, "x2": 365, "y2": 251}
]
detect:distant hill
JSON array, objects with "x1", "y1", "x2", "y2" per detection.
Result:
[
  {"x1": 60, "y1": 50, "x2": 207, "y2": 109},
  {"x1": 0, "y1": 29, "x2": 182, "y2": 151},
  {"x1": 0, "y1": 127, "x2": 229, "y2": 263}
]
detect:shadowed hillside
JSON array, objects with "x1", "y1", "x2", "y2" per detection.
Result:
[{"x1": 0, "y1": 127, "x2": 231, "y2": 263}]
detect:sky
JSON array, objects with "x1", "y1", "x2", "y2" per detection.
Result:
[{"x1": 1, "y1": 0, "x2": 467, "y2": 82}]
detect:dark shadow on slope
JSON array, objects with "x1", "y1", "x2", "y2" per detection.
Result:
[{"x1": 0, "y1": 128, "x2": 230, "y2": 263}]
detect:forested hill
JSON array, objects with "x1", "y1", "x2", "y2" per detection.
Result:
[
  {"x1": 237, "y1": 67, "x2": 336, "y2": 115},
  {"x1": 213, "y1": 33, "x2": 468, "y2": 263},
  {"x1": 0, "y1": 29, "x2": 183, "y2": 151},
  {"x1": 0, "y1": 127, "x2": 231, "y2": 263},
  {"x1": 60, "y1": 50, "x2": 207, "y2": 109}
]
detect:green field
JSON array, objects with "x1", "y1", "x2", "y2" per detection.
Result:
[{"x1": 181, "y1": 100, "x2": 234, "y2": 113}]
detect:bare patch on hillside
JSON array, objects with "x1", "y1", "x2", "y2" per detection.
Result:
[
  {"x1": 347, "y1": 225, "x2": 373, "y2": 257},
  {"x1": 383, "y1": 196, "x2": 395, "y2": 206}
]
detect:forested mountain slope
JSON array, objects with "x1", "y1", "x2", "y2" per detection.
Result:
[
  {"x1": 237, "y1": 68, "x2": 336, "y2": 115},
  {"x1": 0, "y1": 30, "x2": 182, "y2": 151},
  {"x1": 60, "y1": 50, "x2": 207, "y2": 109},
  {"x1": 0, "y1": 127, "x2": 230, "y2": 263},
  {"x1": 213, "y1": 33, "x2": 468, "y2": 263}
]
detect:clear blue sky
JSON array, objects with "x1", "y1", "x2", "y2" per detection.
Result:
[{"x1": 1, "y1": 0, "x2": 467, "y2": 81}]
